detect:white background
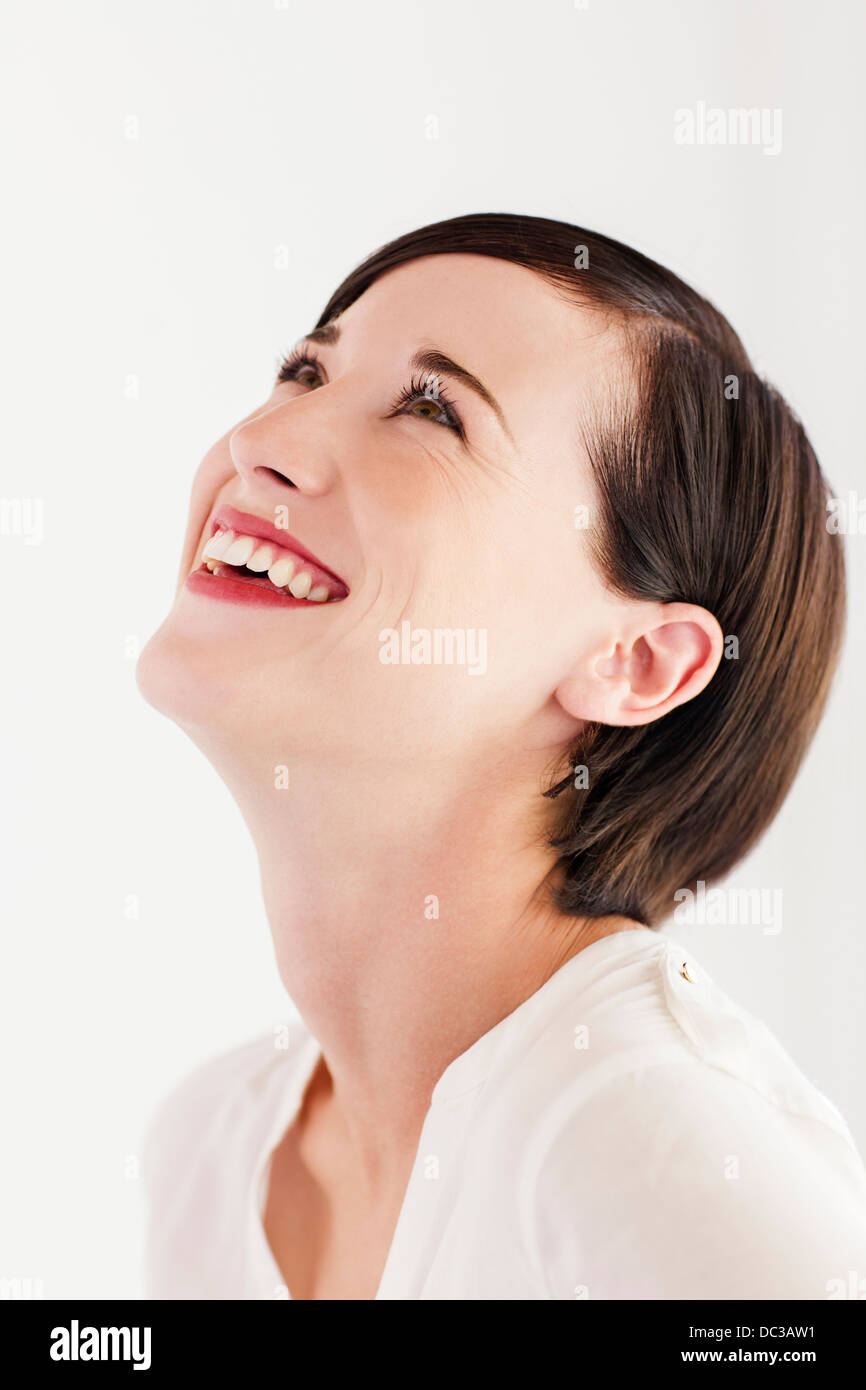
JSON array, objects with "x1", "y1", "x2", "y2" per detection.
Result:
[{"x1": 2, "y1": 0, "x2": 864, "y2": 1298}]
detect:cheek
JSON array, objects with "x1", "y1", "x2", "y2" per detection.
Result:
[{"x1": 476, "y1": 530, "x2": 606, "y2": 705}]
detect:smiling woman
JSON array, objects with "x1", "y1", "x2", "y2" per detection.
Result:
[{"x1": 135, "y1": 212, "x2": 866, "y2": 1301}]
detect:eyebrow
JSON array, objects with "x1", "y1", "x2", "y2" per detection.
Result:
[{"x1": 300, "y1": 322, "x2": 513, "y2": 441}]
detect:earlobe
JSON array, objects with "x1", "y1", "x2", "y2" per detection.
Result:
[{"x1": 555, "y1": 602, "x2": 724, "y2": 728}]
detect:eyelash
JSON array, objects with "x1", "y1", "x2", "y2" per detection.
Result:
[{"x1": 275, "y1": 348, "x2": 465, "y2": 439}]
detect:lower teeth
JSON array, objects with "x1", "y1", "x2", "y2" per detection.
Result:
[
  {"x1": 204, "y1": 559, "x2": 325, "y2": 601},
  {"x1": 206, "y1": 560, "x2": 272, "y2": 583}
]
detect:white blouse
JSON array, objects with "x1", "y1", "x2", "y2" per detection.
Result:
[{"x1": 141, "y1": 926, "x2": 866, "y2": 1299}]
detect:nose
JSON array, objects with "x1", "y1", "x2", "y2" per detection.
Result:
[{"x1": 228, "y1": 394, "x2": 340, "y2": 497}]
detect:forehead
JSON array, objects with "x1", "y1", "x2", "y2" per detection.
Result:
[{"x1": 330, "y1": 253, "x2": 624, "y2": 441}]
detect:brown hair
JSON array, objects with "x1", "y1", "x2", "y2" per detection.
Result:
[{"x1": 316, "y1": 213, "x2": 846, "y2": 926}]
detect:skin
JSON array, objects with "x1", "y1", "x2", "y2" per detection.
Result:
[{"x1": 137, "y1": 253, "x2": 723, "y2": 1299}]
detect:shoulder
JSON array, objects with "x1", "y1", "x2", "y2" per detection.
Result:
[
  {"x1": 519, "y1": 934, "x2": 866, "y2": 1298},
  {"x1": 140, "y1": 1016, "x2": 315, "y2": 1297},
  {"x1": 519, "y1": 930, "x2": 857, "y2": 1141},
  {"x1": 140, "y1": 1018, "x2": 310, "y2": 1191}
]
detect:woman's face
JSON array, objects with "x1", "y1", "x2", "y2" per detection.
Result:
[{"x1": 137, "y1": 253, "x2": 626, "y2": 779}]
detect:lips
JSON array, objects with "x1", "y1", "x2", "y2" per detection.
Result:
[{"x1": 185, "y1": 504, "x2": 349, "y2": 609}]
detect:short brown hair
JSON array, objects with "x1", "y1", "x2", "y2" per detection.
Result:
[{"x1": 316, "y1": 212, "x2": 846, "y2": 926}]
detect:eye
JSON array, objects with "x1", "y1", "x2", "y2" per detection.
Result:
[
  {"x1": 274, "y1": 352, "x2": 465, "y2": 440},
  {"x1": 276, "y1": 348, "x2": 325, "y2": 389},
  {"x1": 387, "y1": 373, "x2": 464, "y2": 438}
]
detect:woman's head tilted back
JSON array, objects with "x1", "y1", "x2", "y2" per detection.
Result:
[{"x1": 138, "y1": 212, "x2": 845, "y2": 928}]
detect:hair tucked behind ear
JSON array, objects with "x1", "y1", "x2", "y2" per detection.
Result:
[
  {"x1": 544, "y1": 328, "x2": 844, "y2": 923},
  {"x1": 318, "y1": 212, "x2": 846, "y2": 926}
]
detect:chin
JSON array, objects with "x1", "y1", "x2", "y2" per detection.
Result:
[
  {"x1": 135, "y1": 606, "x2": 342, "y2": 757},
  {"x1": 135, "y1": 619, "x2": 235, "y2": 731}
]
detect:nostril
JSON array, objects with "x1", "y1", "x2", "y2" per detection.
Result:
[{"x1": 257, "y1": 467, "x2": 298, "y2": 489}]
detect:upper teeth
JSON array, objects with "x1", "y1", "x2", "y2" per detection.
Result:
[{"x1": 203, "y1": 529, "x2": 332, "y2": 602}]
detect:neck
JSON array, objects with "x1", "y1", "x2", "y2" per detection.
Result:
[{"x1": 187, "y1": 728, "x2": 638, "y2": 1179}]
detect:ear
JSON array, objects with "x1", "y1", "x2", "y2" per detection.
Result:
[{"x1": 555, "y1": 602, "x2": 724, "y2": 727}]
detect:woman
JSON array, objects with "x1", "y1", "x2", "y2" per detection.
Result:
[{"x1": 137, "y1": 212, "x2": 866, "y2": 1300}]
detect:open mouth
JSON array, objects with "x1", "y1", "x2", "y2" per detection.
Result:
[{"x1": 190, "y1": 508, "x2": 349, "y2": 607}]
